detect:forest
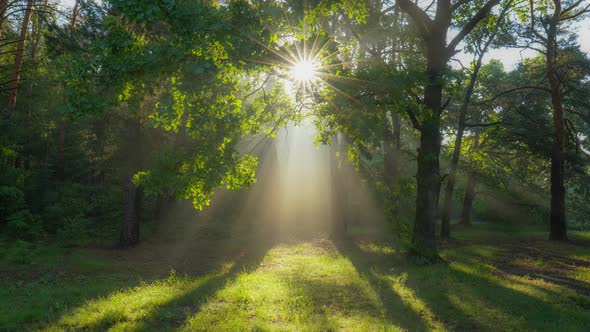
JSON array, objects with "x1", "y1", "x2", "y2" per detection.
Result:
[{"x1": 1, "y1": 0, "x2": 590, "y2": 330}]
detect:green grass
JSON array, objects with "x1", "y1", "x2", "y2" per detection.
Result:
[{"x1": 1, "y1": 223, "x2": 590, "y2": 331}]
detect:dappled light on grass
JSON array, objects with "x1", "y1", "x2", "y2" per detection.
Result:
[
  {"x1": 51, "y1": 270, "x2": 227, "y2": 331},
  {"x1": 182, "y1": 242, "x2": 401, "y2": 331},
  {"x1": 7, "y1": 226, "x2": 590, "y2": 330},
  {"x1": 372, "y1": 271, "x2": 443, "y2": 331},
  {"x1": 358, "y1": 242, "x2": 398, "y2": 256}
]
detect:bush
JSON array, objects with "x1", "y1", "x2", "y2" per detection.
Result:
[
  {"x1": 3, "y1": 240, "x2": 39, "y2": 264},
  {"x1": 42, "y1": 183, "x2": 92, "y2": 234},
  {"x1": 5, "y1": 210, "x2": 45, "y2": 241},
  {"x1": 57, "y1": 215, "x2": 93, "y2": 246},
  {"x1": 0, "y1": 186, "x2": 25, "y2": 220}
]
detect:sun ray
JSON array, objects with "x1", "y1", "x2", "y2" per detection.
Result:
[
  {"x1": 321, "y1": 80, "x2": 362, "y2": 105},
  {"x1": 311, "y1": 35, "x2": 334, "y2": 62},
  {"x1": 316, "y1": 72, "x2": 373, "y2": 84},
  {"x1": 239, "y1": 31, "x2": 298, "y2": 66}
]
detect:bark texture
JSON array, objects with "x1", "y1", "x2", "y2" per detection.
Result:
[
  {"x1": 546, "y1": 8, "x2": 567, "y2": 241},
  {"x1": 5, "y1": 0, "x2": 33, "y2": 119}
]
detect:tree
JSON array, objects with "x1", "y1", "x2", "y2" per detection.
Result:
[
  {"x1": 395, "y1": 0, "x2": 504, "y2": 258},
  {"x1": 440, "y1": 2, "x2": 513, "y2": 239},
  {"x1": 67, "y1": 0, "x2": 293, "y2": 246},
  {"x1": 5, "y1": 0, "x2": 33, "y2": 119},
  {"x1": 517, "y1": 0, "x2": 590, "y2": 240}
]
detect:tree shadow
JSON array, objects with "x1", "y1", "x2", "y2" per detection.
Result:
[
  {"x1": 333, "y1": 237, "x2": 434, "y2": 331},
  {"x1": 335, "y1": 231, "x2": 590, "y2": 331},
  {"x1": 70, "y1": 234, "x2": 276, "y2": 331}
]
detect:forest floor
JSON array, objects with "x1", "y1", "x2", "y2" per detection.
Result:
[{"x1": 1, "y1": 201, "x2": 590, "y2": 332}]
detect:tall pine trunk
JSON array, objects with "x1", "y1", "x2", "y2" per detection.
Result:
[
  {"x1": 5, "y1": 0, "x2": 33, "y2": 120},
  {"x1": 0, "y1": 0, "x2": 9, "y2": 38}
]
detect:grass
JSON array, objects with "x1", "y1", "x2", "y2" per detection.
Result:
[{"x1": 1, "y1": 220, "x2": 590, "y2": 331}]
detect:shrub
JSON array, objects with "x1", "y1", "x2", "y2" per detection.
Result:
[
  {"x1": 5, "y1": 210, "x2": 45, "y2": 241},
  {"x1": 57, "y1": 214, "x2": 93, "y2": 246},
  {"x1": 3, "y1": 240, "x2": 38, "y2": 264},
  {"x1": 0, "y1": 186, "x2": 25, "y2": 220}
]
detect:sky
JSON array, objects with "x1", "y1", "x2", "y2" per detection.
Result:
[{"x1": 454, "y1": 17, "x2": 590, "y2": 70}]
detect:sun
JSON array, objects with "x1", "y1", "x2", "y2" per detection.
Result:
[{"x1": 290, "y1": 58, "x2": 318, "y2": 82}]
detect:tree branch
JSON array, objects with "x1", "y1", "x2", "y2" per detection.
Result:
[
  {"x1": 447, "y1": 0, "x2": 501, "y2": 54},
  {"x1": 451, "y1": 0, "x2": 473, "y2": 13},
  {"x1": 396, "y1": 0, "x2": 433, "y2": 38},
  {"x1": 405, "y1": 108, "x2": 422, "y2": 130}
]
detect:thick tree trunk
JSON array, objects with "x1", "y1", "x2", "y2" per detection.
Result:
[
  {"x1": 5, "y1": 0, "x2": 33, "y2": 120},
  {"x1": 547, "y1": 25, "x2": 567, "y2": 241},
  {"x1": 441, "y1": 55, "x2": 483, "y2": 239},
  {"x1": 460, "y1": 133, "x2": 480, "y2": 226},
  {"x1": 412, "y1": 36, "x2": 445, "y2": 259},
  {"x1": 119, "y1": 116, "x2": 144, "y2": 247}
]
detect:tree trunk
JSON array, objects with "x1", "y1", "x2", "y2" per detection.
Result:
[
  {"x1": 119, "y1": 116, "x2": 143, "y2": 247},
  {"x1": 460, "y1": 133, "x2": 480, "y2": 226},
  {"x1": 411, "y1": 36, "x2": 445, "y2": 259},
  {"x1": 5, "y1": 0, "x2": 33, "y2": 120},
  {"x1": 29, "y1": 0, "x2": 47, "y2": 61},
  {"x1": 546, "y1": 20, "x2": 567, "y2": 241},
  {"x1": 0, "y1": 0, "x2": 9, "y2": 38},
  {"x1": 120, "y1": 175, "x2": 143, "y2": 246},
  {"x1": 441, "y1": 54, "x2": 484, "y2": 239}
]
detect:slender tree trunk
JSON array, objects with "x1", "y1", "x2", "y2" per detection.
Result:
[
  {"x1": 119, "y1": 116, "x2": 143, "y2": 247},
  {"x1": 412, "y1": 37, "x2": 445, "y2": 258},
  {"x1": 29, "y1": 0, "x2": 48, "y2": 61},
  {"x1": 5, "y1": 0, "x2": 33, "y2": 120},
  {"x1": 441, "y1": 55, "x2": 484, "y2": 239},
  {"x1": 546, "y1": 17, "x2": 567, "y2": 241},
  {"x1": 120, "y1": 174, "x2": 143, "y2": 246},
  {"x1": 460, "y1": 133, "x2": 480, "y2": 226},
  {"x1": 0, "y1": 0, "x2": 9, "y2": 38}
]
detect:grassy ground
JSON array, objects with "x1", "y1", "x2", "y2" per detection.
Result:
[{"x1": 1, "y1": 213, "x2": 590, "y2": 331}]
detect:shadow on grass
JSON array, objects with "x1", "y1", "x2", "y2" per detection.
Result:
[
  {"x1": 67, "y1": 235, "x2": 275, "y2": 331},
  {"x1": 333, "y1": 237, "x2": 434, "y2": 331}
]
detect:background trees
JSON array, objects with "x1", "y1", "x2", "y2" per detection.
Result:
[{"x1": 0, "y1": 0, "x2": 588, "y2": 259}]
